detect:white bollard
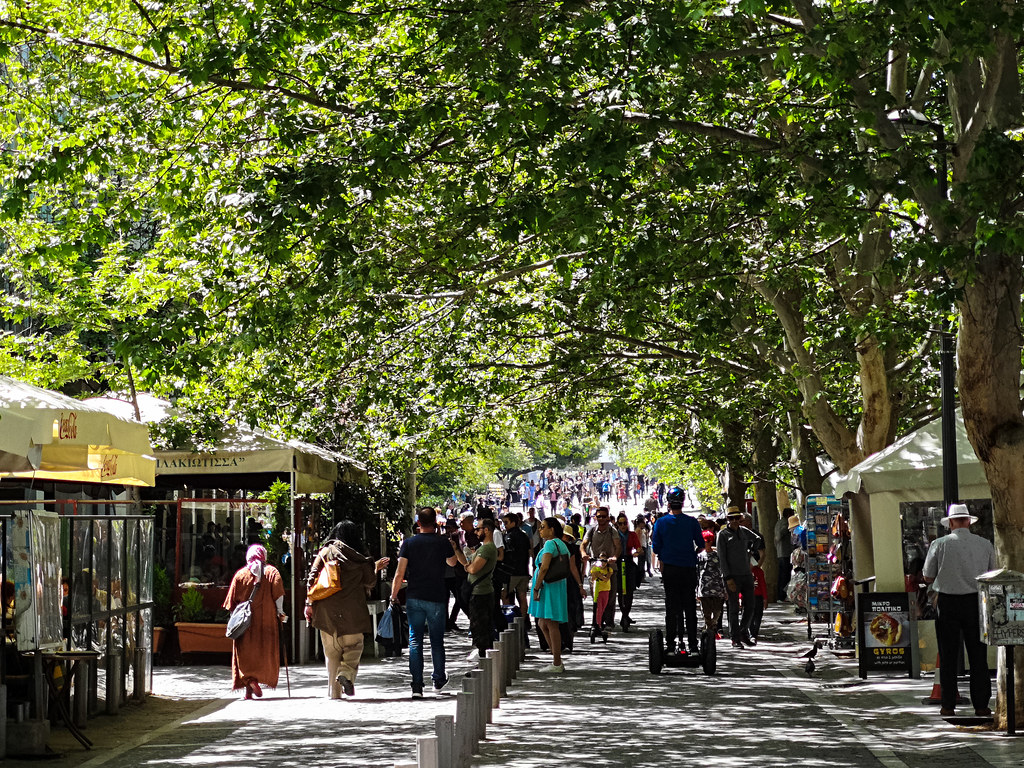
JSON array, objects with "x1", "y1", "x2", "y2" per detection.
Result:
[
  {"x1": 515, "y1": 617, "x2": 527, "y2": 661},
  {"x1": 500, "y1": 632, "x2": 514, "y2": 683},
  {"x1": 435, "y1": 715, "x2": 454, "y2": 768},
  {"x1": 461, "y1": 674, "x2": 479, "y2": 753},
  {"x1": 477, "y1": 657, "x2": 494, "y2": 722},
  {"x1": 417, "y1": 735, "x2": 438, "y2": 768},
  {"x1": 485, "y1": 648, "x2": 502, "y2": 706},
  {"x1": 466, "y1": 674, "x2": 484, "y2": 745},
  {"x1": 455, "y1": 692, "x2": 473, "y2": 767}
]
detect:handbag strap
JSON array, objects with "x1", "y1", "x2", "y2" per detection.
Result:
[{"x1": 246, "y1": 565, "x2": 263, "y2": 604}]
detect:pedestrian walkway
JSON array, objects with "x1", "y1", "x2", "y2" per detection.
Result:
[{"x1": 17, "y1": 574, "x2": 1021, "y2": 768}]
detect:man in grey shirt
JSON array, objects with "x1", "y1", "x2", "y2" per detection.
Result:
[
  {"x1": 581, "y1": 506, "x2": 622, "y2": 628},
  {"x1": 716, "y1": 507, "x2": 761, "y2": 647},
  {"x1": 923, "y1": 503, "x2": 996, "y2": 717}
]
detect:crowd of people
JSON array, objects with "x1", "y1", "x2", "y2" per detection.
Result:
[
  {"x1": 359, "y1": 472, "x2": 775, "y2": 698},
  {"x1": 217, "y1": 466, "x2": 777, "y2": 701}
]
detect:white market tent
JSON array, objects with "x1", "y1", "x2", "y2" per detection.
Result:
[
  {"x1": 830, "y1": 409, "x2": 994, "y2": 672},
  {"x1": 832, "y1": 408, "x2": 986, "y2": 496},
  {"x1": 0, "y1": 375, "x2": 155, "y2": 485},
  {"x1": 832, "y1": 408, "x2": 991, "y2": 592},
  {"x1": 86, "y1": 393, "x2": 364, "y2": 494}
]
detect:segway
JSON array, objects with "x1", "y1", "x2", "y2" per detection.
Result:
[{"x1": 648, "y1": 628, "x2": 716, "y2": 676}]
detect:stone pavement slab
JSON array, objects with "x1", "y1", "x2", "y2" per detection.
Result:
[{"x1": 34, "y1": 565, "x2": 1024, "y2": 768}]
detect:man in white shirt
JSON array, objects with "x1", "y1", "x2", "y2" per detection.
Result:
[{"x1": 923, "y1": 503, "x2": 997, "y2": 717}]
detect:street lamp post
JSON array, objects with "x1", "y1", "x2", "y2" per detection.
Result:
[{"x1": 887, "y1": 108, "x2": 956, "y2": 509}]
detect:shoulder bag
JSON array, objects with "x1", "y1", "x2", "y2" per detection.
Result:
[
  {"x1": 226, "y1": 568, "x2": 262, "y2": 640},
  {"x1": 308, "y1": 558, "x2": 343, "y2": 602},
  {"x1": 542, "y1": 540, "x2": 570, "y2": 583}
]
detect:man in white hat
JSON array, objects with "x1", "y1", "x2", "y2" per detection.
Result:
[{"x1": 922, "y1": 503, "x2": 997, "y2": 717}]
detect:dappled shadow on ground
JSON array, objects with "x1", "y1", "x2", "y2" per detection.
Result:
[{"x1": 467, "y1": 585, "x2": 1021, "y2": 768}]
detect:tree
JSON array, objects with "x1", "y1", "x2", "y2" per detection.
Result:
[{"x1": 2, "y1": 0, "x2": 1022, "y2": 721}]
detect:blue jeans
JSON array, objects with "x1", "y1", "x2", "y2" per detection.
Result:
[{"x1": 406, "y1": 598, "x2": 447, "y2": 690}]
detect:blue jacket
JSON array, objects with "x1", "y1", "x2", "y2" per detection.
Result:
[{"x1": 651, "y1": 513, "x2": 705, "y2": 567}]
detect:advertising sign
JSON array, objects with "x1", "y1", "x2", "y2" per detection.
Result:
[
  {"x1": 980, "y1": 574, "x2": 1024, "y2": 646},
  {"x1": 857, "y1": 591, "x2": 915, "y2": 678}
]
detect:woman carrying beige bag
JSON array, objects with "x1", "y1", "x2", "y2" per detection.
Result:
[{"x1": 304, "y1": 521, "x2": 389, "y2": 699}]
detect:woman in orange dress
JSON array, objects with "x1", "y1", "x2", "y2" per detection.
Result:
[{"x1": 223, "y1": 544, "x2": 287, "y2": 699}]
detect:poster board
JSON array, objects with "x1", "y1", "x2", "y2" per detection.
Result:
[{"x1": 856, "y1": 591, "x2": 918, "y2": 678}]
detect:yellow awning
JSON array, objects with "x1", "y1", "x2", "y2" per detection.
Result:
[{"x1": 0, "y1": 376, "x2": 156, "y2": 486}]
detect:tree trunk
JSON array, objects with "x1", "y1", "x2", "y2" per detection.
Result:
[
  {"x1": 956, "y1": 249, "x2": 1024, "y2": 728},
  {"x1": 754, "y1": 479, "x2": 781, "y2": 605},
  {"x1": 723, "y1": 463, "x2": 747, "y2": 510}
]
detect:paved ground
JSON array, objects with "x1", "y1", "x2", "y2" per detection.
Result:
[
  {"x1": 13, "y1": 572, "x2": 1022, "y2": 768},
  {"x1": 9, "y1": 499, "x2": 1021, "y2": 767}
]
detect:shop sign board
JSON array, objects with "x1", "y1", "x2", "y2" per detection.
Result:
[{"x1": 856, "y1": 591, "x2": 915, "y2": 678}]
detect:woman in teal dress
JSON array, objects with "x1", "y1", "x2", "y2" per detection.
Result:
[{"x1": 530, "y1": 517, "x2": 570, "y2": 673}]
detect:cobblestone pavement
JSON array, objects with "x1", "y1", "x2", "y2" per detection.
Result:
[{"x1": 31, "y1": 507, "x2": 1024, "y2": 768}]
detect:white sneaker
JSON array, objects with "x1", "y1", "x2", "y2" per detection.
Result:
[
  {"x1": 467, "y1": 648, "x2": 480, "y2": 662},
  {"x1": 539, "y1": 664, "x2": 564, "y2": 673}
]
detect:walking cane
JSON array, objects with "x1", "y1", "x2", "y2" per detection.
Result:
[{"x1": 279, "y1": 616, "x2": 291, "y2": 698}]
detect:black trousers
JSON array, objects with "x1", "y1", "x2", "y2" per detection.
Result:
[
  {"x1": 777, "y1": 556, "x2": 792, "y2": 601},
  {"x1": 447, "y1": 573, "x2": 467, "y2": 626},
  {"x1": 936, "y1": 592, "x2": 991, "y2": 711},
  {"x1": 469, "y1": 592, "x2": 495, "y2": 655},
  {"x1": 726, "y1": 573, "x2": 755, "y2": 640},
  {"x1": 662, "y1": 563, "x2": 698, "y2": 649}
]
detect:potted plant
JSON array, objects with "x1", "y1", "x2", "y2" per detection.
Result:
[
  {"x1": 152, "y1": 562, "x2": 172, "y2": 655},
  {"x1": 173, "y1": 584, "x2": 232, "y2": 655}
]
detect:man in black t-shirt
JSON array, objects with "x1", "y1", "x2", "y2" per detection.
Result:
[
  {"x1": 501, "y1": 512, "x2": 533, "y2": 621},
  {"x1": 390, "y1": 508, "x2": 458, "y2": 698}
]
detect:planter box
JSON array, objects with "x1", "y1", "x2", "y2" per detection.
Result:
[
  {"x1": 153, "y1": 626, "x2": 168, "y2": 654},
  {"x1": 175, "y1": 622, "x2": 232, "y2": 655}
]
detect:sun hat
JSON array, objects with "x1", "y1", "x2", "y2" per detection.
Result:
[
  {"x1": 941, "y1": 503, "x2": 978, "y2": 527},
  {"x1": 788, "y1": 514, "x2": 800, "y2": 530},
  {"x1": 726, "y1": 507, "x2": 742, "y2": 519}
]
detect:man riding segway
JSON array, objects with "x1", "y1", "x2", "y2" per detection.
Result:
[{"x1": 651, "y1": 486, "x2": 706, "y2": 655}]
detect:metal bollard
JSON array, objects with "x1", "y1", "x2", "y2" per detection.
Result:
[
  {"x1": 134, "y1": 648, "x2": 147, "y2": 701},
  {"x1": 105, "y1": 653, "x2": 122, "y2": 715},
  {"x1": 455, "y1": 692, "x2": 474, "y2": 767},
  {"x1": 516, "y1": 617, "x2": 528, "y2": 660},
  {"x1": 478, "y1": 657, "x2": 494, "y2": 721},
  {"x1": 435, "y1": 715, "x2": 454, "y2": 768},
  {"x1": 487, "y1": 647, "x2": 507, "y2": 699},
  {"x1": 73, "y1": 660, "x2": 89, "y2": 728},
  {"x1": 417, "y1": 735, "x2": 438, "y2": 768}
]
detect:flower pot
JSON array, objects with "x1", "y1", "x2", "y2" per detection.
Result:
[
  {"x1": 153, "y1": 626, "x2": 167, "y2": 654},
  {"x1": 175, "y1": 622, "x2": 232, "y2": 655}
]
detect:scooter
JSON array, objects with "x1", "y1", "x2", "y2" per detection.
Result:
[{"x1": 648, "y1": 628, "x2": 716, "y2": 676}]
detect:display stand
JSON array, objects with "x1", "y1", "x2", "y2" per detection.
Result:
[{"x1": 804, "y1": 495, "x2": 854, "y2": 648}]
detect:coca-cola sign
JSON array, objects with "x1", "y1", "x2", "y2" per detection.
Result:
[
  {"x1": 100, "y1": 454, "x2": 118, "y2": 479},
  {"x1": 58, "y1": 412, "x2": 78, "y2": 440}
]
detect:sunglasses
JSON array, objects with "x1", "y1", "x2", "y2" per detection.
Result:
[{"x1": 596, "y1": 515, "x2": 609, "y2": 519}]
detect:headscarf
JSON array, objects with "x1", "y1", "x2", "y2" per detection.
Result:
[{"x1": 246, "y1": 544, "x2": 267, "y2": 576}]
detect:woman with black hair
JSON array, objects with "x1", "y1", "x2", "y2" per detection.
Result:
[{"x1": 303, "y1": 521, "x2": 389, "y2": 699}]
